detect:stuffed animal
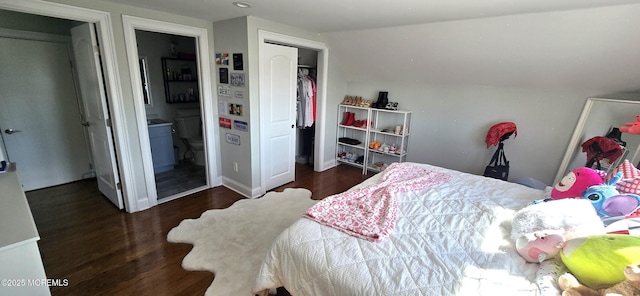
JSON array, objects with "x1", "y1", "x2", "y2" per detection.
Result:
[
  {"x1": 582, "y1": 172, "x2": 640, "y2": 218},
  {"x1": 620, "y1": 115, "x2": 640, "y2": 134},
  {"x1": 552, "y1": 168, "x2": 606, "y2": 200},
  {"x1": 511, "y1": 198, "x2": 605, "y2": 263},
  {"x1": 560, "y1": 234, "x2": 640, "y2": 289},
  {"x1": 515, "y1": 230, "x2": 566, "y2": 263},
  {"x1": 559, "y1": 263, "x2": 640, "y2": 296}
]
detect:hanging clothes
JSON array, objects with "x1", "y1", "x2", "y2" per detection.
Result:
[{"x1": 296, "y1": 68, "x2": 316, "y2": 128}]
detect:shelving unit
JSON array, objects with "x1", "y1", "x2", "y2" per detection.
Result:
[
  {"x1": 367, "y1": 108, "x2": 411, "y2": 173},
  {"x1": 336, "y1": 105, "x2": 371, "y2": 174},
  {"x1": 161, "y1": 57, "x2": 199, "y2": 103},
  {"x1": 336, "y1": 104, "x2": 411, "y2": 174}
]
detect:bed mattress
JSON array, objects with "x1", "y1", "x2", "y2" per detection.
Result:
[{"x1": 253, "y1": 163, "x2": 545, "y2": 295}]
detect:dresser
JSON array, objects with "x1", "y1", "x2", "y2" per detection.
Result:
[{"x1": 0, "y1": 171, "x2": 50, "y2": 296}]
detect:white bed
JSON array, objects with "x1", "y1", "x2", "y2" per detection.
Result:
[{"x1": 252, "y1": 163, "x2": 546, "y2": 295}]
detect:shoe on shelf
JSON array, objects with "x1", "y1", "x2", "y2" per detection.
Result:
[
  {"x1": 345, "y1": 112, "x2": 355, "y2": 126},
  {"x1": 341, "y1": 112, "x2": 352, "y2": 125}
]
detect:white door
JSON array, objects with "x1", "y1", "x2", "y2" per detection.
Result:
[
  {"x1": 0, "y1": 37, "x2": 91, "y2": 190},
  {"x1": 71, "y1": 23, "x2": 124, "y2": 209},
  {"x1": 260, "y1": 43, "x2": 298, "y2": 191}
]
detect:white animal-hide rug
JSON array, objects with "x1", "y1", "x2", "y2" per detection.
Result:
[{"x1": 167, "y1": 188, "x2": 317, "y2": 296}]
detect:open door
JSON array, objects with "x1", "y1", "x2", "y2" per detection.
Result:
[
  {"x1": 71, "y1": 23, "x2": 124, "y2": 209},
  {"x1": 260, "y1": 43, "x2": 298, "y2": 191}
]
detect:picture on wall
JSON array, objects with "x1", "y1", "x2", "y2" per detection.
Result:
[
  {"x1": 218, "y1": 85, "x2": 231, "y2": 97},
  {"x1": 230, "y1": 73, "x2": 245, "y2": 87},
  {"x1": 219, "y1": 68, "x2": 228, "y2": 84},
  {"x1": 229, "y1": 103, "x2": 243, "y2": 116},
  {"x1": 233, "y1": 53, "x2": 243, "y2": 70},
  {"x1": 234, "y1": 120, "x2": 248, "y2": 132},
  {"x1": 226, "y1": 133, "x2": 240, "y2": 145},
  {"x1": 219, "y1": 117, "x2": 231, "y2": 129}
]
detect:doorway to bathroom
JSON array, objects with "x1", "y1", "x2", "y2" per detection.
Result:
[
  {"x1": 122, "y1": 16, "x2": 219, "y2": 206},
  {"x1": 134, "y1": 30, "x2": 206, "y2": 201}
]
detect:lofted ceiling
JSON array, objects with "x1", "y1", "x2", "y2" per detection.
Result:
[{"x1": 101, "y1": 0, "x2": 640, "y2": 33}]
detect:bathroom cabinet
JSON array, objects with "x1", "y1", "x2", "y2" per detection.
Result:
[{"x1": 148, "y1": 122, "x2": 175, "y2": 173}]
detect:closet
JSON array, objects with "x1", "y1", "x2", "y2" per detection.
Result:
[{"x1": 295, "y1": 49, "x2": 317, "y2": 166}]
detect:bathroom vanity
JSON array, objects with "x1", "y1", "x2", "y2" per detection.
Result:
[
  {"x1": 0, "y1": 171, "x2": 50, "y2": 296},
  {"x1": 148, "y1": 119, "x2": 175, "y2": 174}
]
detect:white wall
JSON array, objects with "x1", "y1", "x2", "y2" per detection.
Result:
[
  {"x1": 213, "y1": 17, "x2": 252, "y2": 194},
  {"x1": 324, "y1": 5, "x2": 640, "y2": 185}
]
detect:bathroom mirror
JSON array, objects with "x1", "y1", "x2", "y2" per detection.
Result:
[
  {"x1": 138, "y1": 56, "x2": 152, "y2": 106},
  {"x1": 554, "y1": 97, "x2": 640, "y2": 184}
]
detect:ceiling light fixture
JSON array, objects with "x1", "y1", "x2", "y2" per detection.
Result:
[{"x1": 232, "y1": 2, "x2": 252, "y2": 8}]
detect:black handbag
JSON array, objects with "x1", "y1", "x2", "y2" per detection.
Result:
[{"x1": 483, "y1": 142, "x2": 509, "y2": 181}]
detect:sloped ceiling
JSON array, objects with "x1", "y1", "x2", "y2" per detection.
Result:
[
  {"x1": 324, "y1": 4, "x2": 640, "y2": 92},
  {"x1": 99, "y1": 0, "x2": 640, "y2": 33}
]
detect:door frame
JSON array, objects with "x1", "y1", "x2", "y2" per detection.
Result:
[
  {"x1": 258, "y1": 30, "x2": 329, "y2": 194},
  {"x1": 122, "y1": 15, "x2": 220, "y2": 206},
  {"x1": 0, "y1": 0, "x2": 136, "y2": 211}
]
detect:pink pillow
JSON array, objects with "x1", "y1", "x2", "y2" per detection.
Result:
[{"x1": 606, "y1": 159, "x2": 640, "y2": 195}]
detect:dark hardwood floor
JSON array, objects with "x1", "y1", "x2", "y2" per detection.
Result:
[{"x1": 25, "y1": 163, "x2": 372, "y2": 296}]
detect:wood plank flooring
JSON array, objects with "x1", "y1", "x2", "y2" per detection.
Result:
[{"x1": 25, "y1": 164, "x2": 372, "y2": 296}]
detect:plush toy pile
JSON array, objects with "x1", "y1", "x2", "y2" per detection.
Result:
[
  {"x1": 559, "y1": 263, "x2": 640, "y2": 296},
  {"x1": 512, "y1": 160, "x2": 640, "y2": 295}
]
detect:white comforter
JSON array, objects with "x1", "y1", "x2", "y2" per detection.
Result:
[{"x1": 253, "y1": 163, "x2": 545, "y2": 295}]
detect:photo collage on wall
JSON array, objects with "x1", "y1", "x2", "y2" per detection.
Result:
[{"x1": 217, "y1": 52, "x2": 246, "y2": 143}]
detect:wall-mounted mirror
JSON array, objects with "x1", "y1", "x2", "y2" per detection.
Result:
[
  {"x1": 555, "y1": 97, "x2": 640, "y2": 184},
  {"x1": 138, "y1": 56, "x2": 152, "y2": 106}
]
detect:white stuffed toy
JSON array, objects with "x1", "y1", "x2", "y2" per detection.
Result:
[
  {"x1": 511, "y1": 198, "x2": 606, "y2": 296},
  {"x1": 511, "y1": 198, "x2": 605, "y2": 260}
]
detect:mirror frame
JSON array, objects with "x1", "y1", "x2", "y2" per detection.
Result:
[
  {"x1": 555, "y1": 97, "x2": 640, "y2": 184},
  {"x1": 138, "y1": 56, "x2": 153, "y2": 106}
]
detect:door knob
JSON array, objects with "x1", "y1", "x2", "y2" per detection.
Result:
[
  {"x1": 4, "y1": 128, "x2": 21, "y2": 134},
  {"x1": 291, "y1": 124, "x2": 294, "y2": 128}
]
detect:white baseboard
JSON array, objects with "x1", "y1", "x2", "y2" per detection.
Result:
[{"x1": 222, "y1": 177, "x2": 262, "y2": 198}]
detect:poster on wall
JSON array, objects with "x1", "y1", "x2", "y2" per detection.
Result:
[
  {"x1": 218, "y1": 85, "x2": 231, "y2": 97},
  {"x1": 233, "y1": 53, "x2": 243, "y2": 70},
  {"x1": 230, "y1": 73, "x2": 245, "y2": 87},
  {"x1": 216, "y1": 53, "x2": 230, "y2": 65},
  {"x1": 226, "y1": 133, "x2": 240, "y2": 145},
  {"x1": 219, "y1": 117, "x2": 232, "y2": 129},
  {"x1": 218, "y1": 101, "x2": 228, "y2": 115},
  {"x1": 219, "y1": 68, "x2": 228, "y2": 84},
  {"x1": 233, "y1": 120, "x2": 248, "y2": 132},
  {"x1": 228, "y1": 103, "x2": 243, "y2": 116}
]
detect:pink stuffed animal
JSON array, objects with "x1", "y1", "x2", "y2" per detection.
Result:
[
  {"x1": 515, "y1": 230, "x2": 567, "y2": 262},
  {"x1": 551, "y1": 167, "x2": 605, "y2": 200}
]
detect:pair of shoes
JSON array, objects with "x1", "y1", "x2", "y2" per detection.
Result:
[
  {"x1": 373, "y1": 91, "x2": 389, "y2": 109},
  {"x1": 341, "y1": 112, "x2": 355, "y2": 126},
  {"x1": 384, "y1": 102, "x2": 398, "y2": 110},
  {"x1": 360, "y1": 99, "x2": 373, "y2": 107},
  {"x1": 341, "y1": 95, "x2": 354, "y2": 105},
  {"x1": 621, "y1": 115, "x2": 640, "y2": 134}
]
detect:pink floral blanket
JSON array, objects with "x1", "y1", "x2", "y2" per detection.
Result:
[{"x1": 305, "y1": 163, "x2": 451, "y2": 241}]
